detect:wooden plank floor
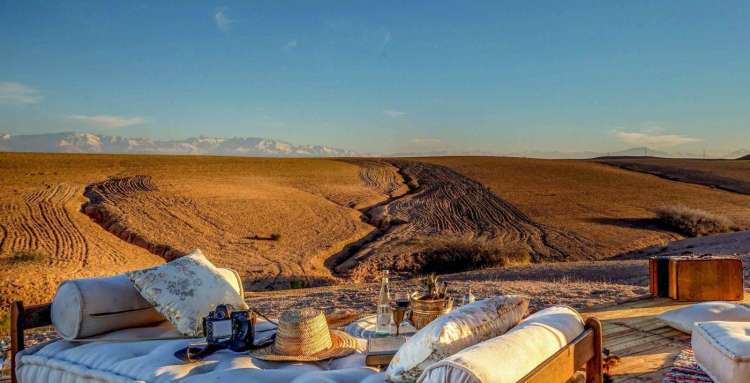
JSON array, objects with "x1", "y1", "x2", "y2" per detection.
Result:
[{"x1": 582, "y1": 293, "x2": 750, "y2": 382}]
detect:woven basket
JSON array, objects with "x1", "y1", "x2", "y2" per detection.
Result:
[{"x1": 409, "y1": 292, "x2": 453, "y2": 329}]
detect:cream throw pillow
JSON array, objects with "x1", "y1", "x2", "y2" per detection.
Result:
[
  {"x1": 385, "y1": 295, "x2": 529, "y2": 383},
  {"x1": 127, "y1": 249, "x2": 248, "y2": 336},
  {"x1": 658, "y1": 302, "x2": 750, "y2": 334},
  {"x1": 418, "y1": 305, "x2": 585, "y2": 383}
]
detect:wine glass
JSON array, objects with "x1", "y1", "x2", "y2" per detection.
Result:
[{"x1": 392, "y1": 292, "x2": 410, "y2": 336}]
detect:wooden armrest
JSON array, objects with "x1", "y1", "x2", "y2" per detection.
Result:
[
  {"x1": 519, "y1": 317, "x2": 603, "y2": 383},
  {"x1": 10, "y1": 301, "x2": 52, "y2": 383}
]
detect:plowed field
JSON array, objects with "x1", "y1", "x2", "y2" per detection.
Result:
[
  {"x1": 335, "y1": 160, "x2": 594, "y2": 280},
  {"x1": 0, "y1": 153, "x2": 386, "y2": 313},
  {"x1": 418, "y1": 157, "x2": 750, "y2": 257}
]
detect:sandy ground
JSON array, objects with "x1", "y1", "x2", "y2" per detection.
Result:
[
  {"x1": 4, "y1": 153, "x2": 750, "y2": 377},
  {"x1": 0, "y1": 153, "x2": 387, "y2": 314},
  {"x1": 597, "y1": 157, "x2": 750, "y2": 195},
  {"x1": 334, "y1": 160, "x2": 595, "y2": 281},
  {"x1": 420, "y1": 157, "x2": 750, "y2": 257}
]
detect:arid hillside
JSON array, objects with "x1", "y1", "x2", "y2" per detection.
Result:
[
  {"x1": 0, "y1": 152, "x2": 389, "y2": 313},
  {"x1": 597, "y1": 157, "x2": 750, "y2": 195},
  {"x1": 4, "y1": 152, "x2": 750, "y2": 321},
  {"x1": 333, "y1": 159, "x2": 594, "y2": 280},
  {"x1": 418, "y1": 157, "x2": 750, "y2": 257}
]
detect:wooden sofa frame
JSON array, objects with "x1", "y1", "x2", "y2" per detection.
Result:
[{"x1": 8, "y1": 301, "x2": 603, "y2": 383}]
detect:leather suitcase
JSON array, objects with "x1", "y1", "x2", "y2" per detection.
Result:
[{"x1": 650, "y1": 255, "x2": 744, "y2": 301}]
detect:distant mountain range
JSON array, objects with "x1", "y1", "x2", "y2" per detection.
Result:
[
  {"x1": 1, "y1": 132, "x2": 747, "y2": 159},
  {"x1": 728, "y1": 149, "x2": 750, "y2": 159},
  {"x1": 509, "y1": 147, "x2": 749, "y2": 160},
  {"x1": 0, "y1": 132, "x2": 358, "y2": 157}
]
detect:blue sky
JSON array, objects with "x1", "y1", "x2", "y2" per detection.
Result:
[{"x1": 1, "y1": 1, "x2": 749, "y2": 154}]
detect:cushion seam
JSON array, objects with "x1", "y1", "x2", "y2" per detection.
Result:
[{"x1": 694, "y1": 323, "x2": 750, "y2": 361}]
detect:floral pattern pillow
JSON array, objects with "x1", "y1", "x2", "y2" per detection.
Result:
[{"x1": 127, "y1": 249, "x2": 248, "y2": 336}]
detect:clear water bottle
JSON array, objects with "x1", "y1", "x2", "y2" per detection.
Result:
[
  {"x1": 462, "y1": 287, "x2": 476, "y2": 306},
  {"x1": 376, "y1": 270, "x2": 391, "y2": 335}
]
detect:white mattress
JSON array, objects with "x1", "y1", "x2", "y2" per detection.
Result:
[{"x1": 17, "y1": 318, "x2": 387, "y2": 383}]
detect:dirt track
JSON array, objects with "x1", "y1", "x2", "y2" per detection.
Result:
[
  {"x1": 0, "y1": 181, "x2": 162, "y2": 314},
  {"x1": 333, "y1": 160, "x2": 595, "y2": 280}
]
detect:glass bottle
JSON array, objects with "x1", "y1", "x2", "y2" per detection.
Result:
[
  {"x1": 376, "y1": 270, "x2": 391, "y2": 335},
  {"x1": 462, "y1": 287, "x2": 476, "y2": 305}
]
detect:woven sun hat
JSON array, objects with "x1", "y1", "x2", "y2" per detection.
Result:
[{"x1": 251, "y1": 308, "x2": 360, "y2": 362}]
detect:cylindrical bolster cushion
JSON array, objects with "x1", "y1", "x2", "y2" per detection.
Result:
[
  {"x1": 417, "y1": 305, "x2": 585, "y2": 383},
  {"x1": 52, "y1": 268, "x2": 244, "y2": 340}
]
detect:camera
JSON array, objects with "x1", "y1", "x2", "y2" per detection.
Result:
[{"x1": 203, "y1": 304, "x2": 255, "y2": 352}]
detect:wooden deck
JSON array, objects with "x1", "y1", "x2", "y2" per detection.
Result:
[{"x1": 583, "y1": 293, "x2": 750, "y2": 382}]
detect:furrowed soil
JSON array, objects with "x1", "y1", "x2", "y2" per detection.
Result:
[
  {"x1": 417, "y1": 157, "x2": 750, "y2": 257},
  {"x1": 333, "y1": 159, "x2": 594, "y2": 281},
  {"x1": 597, "y1": 157, "x2": 750, "y2": 195},
  {"x1": 0, "y1": 152, "x2": 387, "y2": 316},
  {"x1": 4, "y1": 153, "x2": 750, "y2": 337},
  {"x1": 5, "y1": 153, "x2": 750, "y2": 355}
]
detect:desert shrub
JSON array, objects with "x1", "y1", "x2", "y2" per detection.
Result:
[
  {"x1": 395, "y1": 238, "x2": 531, "y2": 275},
  {"x1": 270, "y1": 233, "x2": 282, "y2": 241},
  {"x1": 289, "y1": 279, "x2": 307, "y2": 289},
  {"x1": 655, "y1": 206, "x2": 734, "y2": 237},
  {"x1": 0, "y1": 250, "x2": 46, "y2": 265}
]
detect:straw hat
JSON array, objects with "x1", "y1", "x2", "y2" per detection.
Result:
[{"x1": 251, "y1": 308, "x2": 360, "y2": 362}]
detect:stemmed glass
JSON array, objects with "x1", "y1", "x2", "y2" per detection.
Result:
[{"x1": 392, "y1": 292, "x2": 410, "y2": 336}]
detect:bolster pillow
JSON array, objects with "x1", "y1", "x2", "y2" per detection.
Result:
[
  {"x1": 417, "y1": 305, "x2": 585, "y2": 383},
  {"x1": 52, "y1": 268, "x2": 244, "y2": 340}
]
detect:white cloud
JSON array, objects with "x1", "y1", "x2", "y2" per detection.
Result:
[
  {"x1": 383, "y1": 110, "x2": 406, "y2": 118},
  {"x1": 409, "y1": 137, "x2": 443, "y2": 145},
  {"x1": 0, "y1": 81, "x2": 42, "y2": 104},
  {"x1": 284, "y1": 39, "x2": 298, "y2": 49},
  {"x1": 613, "y1": 129, "x2": 701, "y2": 148},
  {"x1": 214, "y1": 7, "x2": 232, "y2": 32},
  {"x1": 67, "y1": 114, "x2": 145, "y2": 129}
]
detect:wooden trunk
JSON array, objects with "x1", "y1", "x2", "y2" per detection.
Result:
[{"x1": 649, "y1": 256, "x2": 744, "y2": 301}]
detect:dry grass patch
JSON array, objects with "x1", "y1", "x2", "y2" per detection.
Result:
[
  {"x1": 655, "y1": 206, "x2": 736, "y2": 237},
  {"x1": 394, "y1": 237, "x2": 532, "y2": 275},
  {"x1": 0, "y1": 250, "x2": 47, "y2": 265}
]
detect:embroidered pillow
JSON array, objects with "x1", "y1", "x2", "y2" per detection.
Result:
[
  {"x1": 386, "y1": 295, "x2": 528, "y2": 383},
  {"x1": 127, "y1": 249, "x2": 248, "y2": 336}
]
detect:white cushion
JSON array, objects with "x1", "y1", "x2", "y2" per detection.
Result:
[
  {"x1": 127, "y1": 249, "x2": 248, "y2": 336},
  {"x1": 385, "y1": 295, "x2": 528, "y2": 383},
  {"x1": 658, "y1": 302, "x2": 750, "y2": 334},
  {"x1": 51, "y1": 267, "x2": 243, "y2": 340},
  {"x1": 693, "y1": 321, "x2": 750, "y2": 383},
  {"x1": 51, "y1": 273, "x2": 165, "y2": 340},
  {"x1": 418, "y1": 305, "x2": 585, "y2": 383},
  {"x1": 16, "y1": 320, "x2": 385, "y2": 383}
]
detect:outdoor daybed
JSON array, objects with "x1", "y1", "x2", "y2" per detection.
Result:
[
  {"x1": 7, "y1": 251, "x2": 605, "y2": 383},
  {"x1": 8, "y1": 300, "x2": 604, "y2": 383}
]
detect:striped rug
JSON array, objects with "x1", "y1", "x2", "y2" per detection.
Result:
[{"x1": 662, "y1": 348, "x2": 712, "y2": 383}]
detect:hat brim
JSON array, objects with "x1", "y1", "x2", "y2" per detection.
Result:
[{"x1": 250, "y1": 330, "x2": 361, "y2": 362}]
